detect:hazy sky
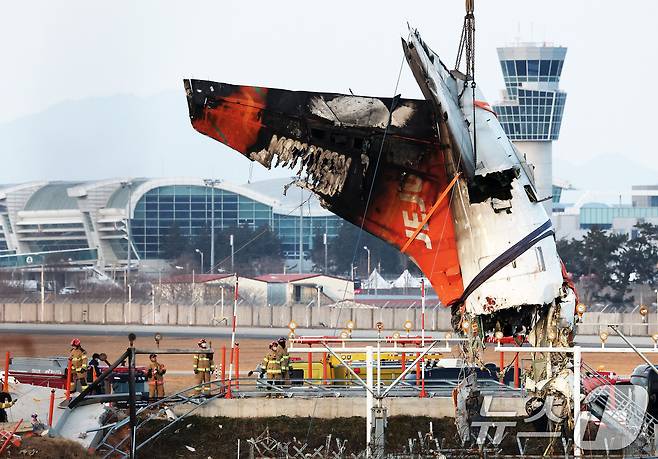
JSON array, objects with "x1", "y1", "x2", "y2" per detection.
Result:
[{"x1": 3, "y1": 0, "x2": 657, "y2": 179}]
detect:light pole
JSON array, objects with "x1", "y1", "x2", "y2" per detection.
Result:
[
  {"x1": 229, "y1": 234, "x2": 234, "y2": 273},
  {"x1": 204, "y1": 179, "x2": 221, "y2": 273},
  {"x1": 323, "y1": 233, "x2": 328, "y2": 274},
  {"x1": 120, "y1": 181, "x2": 133, "y2": 289},
  {"x1": 195, "y1": 248, "x2": 204, "y2": 274},
  {"x1": 299, "y1": 187, "x2": 303, "y2": 274},
  {"x1": 363, "y1": 246, "x2": 371, "y2": 289}
]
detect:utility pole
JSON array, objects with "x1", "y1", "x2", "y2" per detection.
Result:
[
  {"x1": 195, "y1": 248, "x2": 204, "y2": 273},
  {"x1": 323, "y1": 233, "x2": 328, "y2": 274},
  {"x1": 230, "y1": 234, "x2": 234, "y2": 273},
  {"x1": 120, "y1": 181, "x2": 133, "y2": 289},
  {"x1": 204, "y1": 179, "x2": 221, "y2": 273},
  {"x1": 299, "y1": 187, "x2": 303, "y2": 274},
  {"x1": 363, "y1": 246, "x2": 371, "y2": 289},
  {"x1": 40, "y1": 264, "x2": 45, "y2": 322}
]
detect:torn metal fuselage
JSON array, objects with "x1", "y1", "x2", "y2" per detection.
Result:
[{"x1": 183, "y1": 26, "x2": 577, "y2": 435}]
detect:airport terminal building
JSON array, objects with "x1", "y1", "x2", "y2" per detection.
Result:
[{"x1": 0, "y1": 178, "x2": 341, "y2": 271}]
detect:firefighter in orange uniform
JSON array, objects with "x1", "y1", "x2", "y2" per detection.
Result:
[
  {"x1": 69, "y1": 338, "x2": 88, "y2": 393},
  {"x1": 193, "y1": 339, "x2": 215, "y2": 395},
  {"x1": 147, "y1": 354, "x2": 166, "y2": 399}
]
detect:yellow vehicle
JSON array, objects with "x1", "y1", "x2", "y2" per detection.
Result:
[{"x1": 289, "y1": 351, "x2": 444, "y2": 385}]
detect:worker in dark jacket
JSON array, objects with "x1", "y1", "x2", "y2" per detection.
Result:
[
  {"x1": 0, "y1": 391, "x2": 13, "y2": 422},
  {"x1": 87, "y1": 353, "x2": 103, "y2": 394}
]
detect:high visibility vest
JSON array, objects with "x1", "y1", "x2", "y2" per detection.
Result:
[
  {"x1": 276, "y1": 347, "x2": 290, "y2": 372},
  {"x1": 262, "y1": 350, "x2": 281, "y2": 374},
  {"x1": 0, "y1": 400, "x2": 14, "y2": 409},
  {"x1": 70, "y1": 348, "x2": 88, "y2": 373},
  {"x1": 193, "y1": 353, "x2": 215, "y2": 372}
]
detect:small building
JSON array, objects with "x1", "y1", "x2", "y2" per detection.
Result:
[
  {"x1": 156, "y1": 273, "x2": 235, "y2": 304},
  {"x1": 242, "y1": 273, "x2": 353, "y2": 306}
]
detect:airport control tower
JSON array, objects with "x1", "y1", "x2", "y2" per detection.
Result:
[{"x1": 492, "y1": 44, "x2": 567, "y2": 213}]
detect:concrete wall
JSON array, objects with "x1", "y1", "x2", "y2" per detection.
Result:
[
  {"x1": 0, "y1": 301, "x2": 656, "y2": 336},
  {"x1": 172, "y1": 396, "x2": 527, "y2": 419}
]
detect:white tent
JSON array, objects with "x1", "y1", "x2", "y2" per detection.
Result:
[
  {"x1": 362, "y1": 269, "x2": 392, "y2": 290},
  {"x1": 392, "y1": 269, "x2": 422, "y2": 289}
]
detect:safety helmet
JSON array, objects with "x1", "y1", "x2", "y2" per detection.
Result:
[
  {"x1": 277, "y1": 336, "x2": 287, "y2": 343},
  {"x1": 71, "y1": 338, "x2": 81, "y2": 347},
  {"x1": 198, "y1": 338, "x2": 208, "y2": 348},
  {"x1": 149, "y1": 354, "x2": 157, "y2": 359},
  {"x1": 31, "y1": 413, "x2": 38, "y2": 419}
]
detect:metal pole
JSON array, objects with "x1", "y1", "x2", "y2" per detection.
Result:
[
  {"x1": 323, "y1": 233, "x2": 327, "y2": 274},
  {"x1": 299, "y1": 187, "x2": 303, "y2": 274},
  {"x1": 40, "y1": 264, "x2": 45, "y2": 322},
  {"x1": 420, "y1": 279, "x2": 426, "y2": 397},
  {"x1": 128, "y1": 285, "x2": 132, "y2": 324},
  {"x1": 364, "y1": 246, "x2": 370, "y2": 289},
  {"x1": 376, "y1": 334, "x2": 381, "y2": 397},
  {"x1": 3, "y1": 352, "x2": 10, "y2": 392},
  {"x1": 48, "y1": 389, "x2": 55, "y2": 427},
  {"x1": 573, "y1": 346, "x2": 581, "y2": 458},
  {"x1": 230, "y1": 234, "x2": 234, "y2": 273},
  {"x1": 366, "y1": 346, "x2": 374, "y2": 457},
  {"x1": 128, "y1": 347, "x2": 137, "y2": 459},
  {"x1": 121, "y1": 181, "x2": 133, "y2": 290},
  {"x1": 151, "y1": 284, "x2": 155, "y2": 325},
  {"x1": 609, "y1": 324, "x2": 658, "y2": 375},
  {"x1": 208, "y1": 180, "x2": 217, "y2": 273},
  {"x1": 227, "y1": 277, "x2": 238, "y2": 398},
  {"x1": 221, "y1": 345, "x2": 226, "y2": 385}
]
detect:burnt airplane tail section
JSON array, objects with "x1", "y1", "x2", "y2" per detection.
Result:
[{"x1": 184, "y1": 79, "x2": 465, "y2": 303}]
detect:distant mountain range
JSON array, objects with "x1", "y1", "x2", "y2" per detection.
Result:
[
  {"x1": 3, "y1": 90, "x2": 290, "y2": 185},
  {"x1": 553, "y1": 153, "x2": 657, "y2": 193},
  {"x1": 3, "y1": 91, "x2": 655, "y2": 193}
]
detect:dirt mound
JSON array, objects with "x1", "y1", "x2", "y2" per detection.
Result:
[{"x1": 7, "y1": 436, "x2": 93, "y2": 458}]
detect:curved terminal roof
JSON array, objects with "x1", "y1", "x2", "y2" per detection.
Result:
[
  {"x1": 24, "y1": 182, "x2": 83, "y2": 211},
  {"x1": 3, "y1": 177, "x2": 336, "y2": 218},
  {"x1": 106, "y1": 178, "x2": 150, "y2": 209}
]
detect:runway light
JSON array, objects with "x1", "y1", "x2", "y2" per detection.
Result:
[
  {"x1": 392, "y1": 331, "x2": 401, "y2": 340},
  {"x1": 639, "y1": 305, "x2": 649, "y2": 317},
  {"x1": 652, "y1": 333, "x2": 658, "y2": 344},
  {"x1": 288, "y1": 330, "x2": 296, "y2": 339},
  {"x1": 461, "y1": 320, "x2": 471, "y2": 333},
  {"x1": 403, "y1": 320, "x2": 413, "y2": 331},
  {"x1": 340, "y1": 330, "x2": 349, "y2": 339},
  {"x1": 599, "y1": 331, "x2": 608, "y2": 343},
  {"x1": 597, "y1": 364, "x2": 606, "y2": 372},
  {"x1": 576, "y1": 303, "x2": 587, "y2": 317},
  {"x1": 375, "y1": 321, "x2": 384, "y2": 332},
  {"x1": 288, "y1": 320, "x2": 297, "y2": 331},
  {"x1": 494, "y1": 330, "x2": 504, "y2": 341},
  {"x1": 346, "y1": 320, "x2": 355, "y2": 330},
  {"x1": 444, "y1": 332, "x2": 453, "y2": 341},
  {"x1": 547, "y1": 330, "x2": 556, "y2": 341}
]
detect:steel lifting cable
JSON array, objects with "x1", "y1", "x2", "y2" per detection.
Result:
[{"x1": 331, "y1": 46, "x2": 408, "y2": 332}]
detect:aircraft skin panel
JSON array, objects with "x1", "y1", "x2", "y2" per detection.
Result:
[{"x1": 184, "y1": 79, "x2": 465, "y2": 304}]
